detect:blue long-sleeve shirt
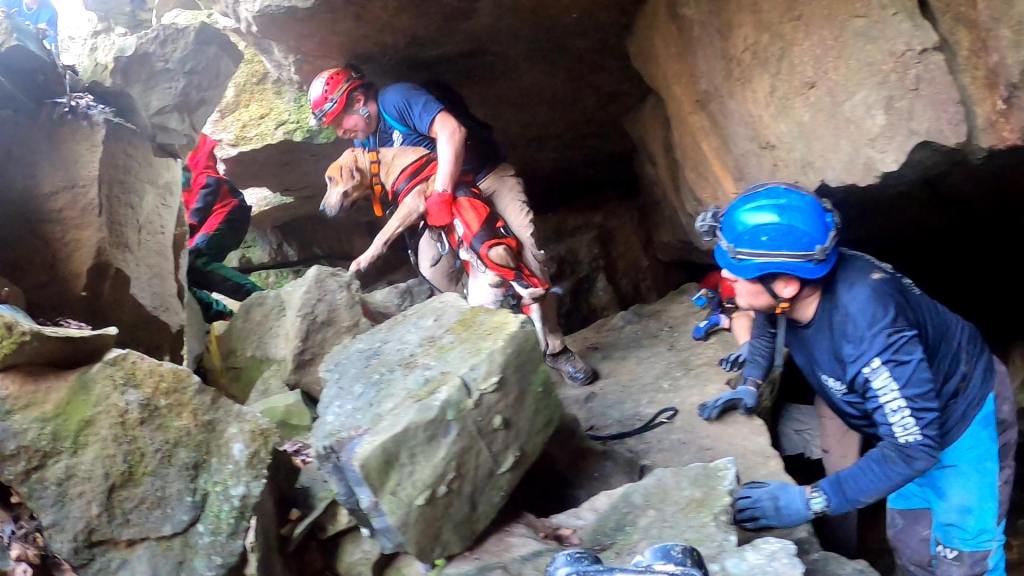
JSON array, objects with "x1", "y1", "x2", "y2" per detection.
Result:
[
  {"x1": 2, "y1": 0, "x2": 58, "y2": 50},
  {"x1": 743, "y1": 249, "x2": 994, "y2": 515}
]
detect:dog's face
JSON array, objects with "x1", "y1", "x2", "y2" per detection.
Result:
[{"x1": 320, "y1": 148, "x2": 372, "y2": 217}]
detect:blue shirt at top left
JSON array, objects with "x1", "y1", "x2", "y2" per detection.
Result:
[{"x1": 2, "y1": 0, "x2": 59, "y2": 50}]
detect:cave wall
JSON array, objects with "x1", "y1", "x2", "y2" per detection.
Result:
[{"x1": 627, "y1": 0, "x2": 1023, "y2": 260}]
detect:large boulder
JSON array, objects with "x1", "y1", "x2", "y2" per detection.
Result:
[
  {"x1": 0, "y1": 15, "x2": 64, "y2": 112},
  {"x1": 313, "y1": 293, "x2": 563, "y2": 561},
  {"x1": 626, "y1": 0, "x2": 966, "y2": 252},
  {"x1": 926, "y1": 0, "x2": 1024, "y2": 149},
  {"x1": 84, "y1": 0, "x2": 157, "y2": 31},
  {"x1": 78, "y1": 17, "x2": 242, "y2": 152},
  {"x1": 444, "y1": 459, "x2": 872, "y2": 575},
  {"x1": 0, "y1": 117, "x2": 186, "y2": 361},
  {"x1": 546, "y1": 460, "x2": 740, "y2": 566},
  {"x1": 206, "y1": 265, "x2": 372, "y2": 404},
  {"x1": 203, "y1": 42, "x2": 342, "y2": 201},
  {"x1": 558, "y1": 285, "x2": 794, "y2": 484},
  {"x1": 360, "y1": 277, "x2": 433, "y2": 324},
  {"x1": 0, "y1": 307, "x2": 117, "y2": 370},
  {"x1": 249, "y1": 389, "x2": 317, "y2": 441},
  {"x1": 0, "y1": 349, "x2": 277, "y2": 575}
]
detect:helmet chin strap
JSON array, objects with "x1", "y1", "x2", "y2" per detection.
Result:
[{"x1": 759, "y1": 275, "x2": 790, "y2": 377}]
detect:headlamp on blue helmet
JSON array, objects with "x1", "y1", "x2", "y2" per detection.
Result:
[{"x1": 695, "y1": 183, "x2": 840, "y2": 280}]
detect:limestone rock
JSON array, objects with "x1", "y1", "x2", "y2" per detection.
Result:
[
  {"x1": 804, "y1": 551, "x2": 879, "y2": 576},
  {"x1": 0, "y1": 349, "x2": 277, "y2": 575},
  {"x1": 249, "y1": 265, "x2": 311, "y2": 291},
  {"x1": 712, "y1": 538, "x2": 804, "y2": 576},
  {"x1": 0, "y1": 307, "x2": 117, "y2": 370},
  {"x1": 249, "y1": 389, "x2": 316, "y2": 441},
  {"x1": 153, "y1": 0, "x2": 203, "y2": 25},
  {"x1": 183, "y1": 291, "x2": 207, "y2": 371},
  {"x1": 0, "y1": 15, "x2": 63, "y2": 112},
  {"x1": 625, "y1": 94, "x2": 713, "y2": 263},
  {"x1": 549, "y1": 461, "x2": 738, "y2": 566},
  {"x1": 360, "y1": 277, "x2": 433, "y2": 324},
  {"x1": 926, "y1": 0, "x2": 1024, "y2": 148},
  {"x1": 206, "y1": 265, "x2": 371, "y2": 403},
  {"x1": 383, "y1": 554, "x2": 430, "y2": 575},
  {"x1": 78, "y1": 18, "x2": 242, "y2": 152},
  {"x1": 440, "y1": 518, "x2": 555, "y2": 575},
  {"x1": 0, "y1": 118, "x2": 185, "y2": 361},
  {"x1": 84, "y1": 0, "x2": 158, "y2": 31},
  {"x1": 329, "y1": 530, "x2": 383, "y2": 576},
  {"x1": 627, "y1": 0, "x2": 966, "y2": 222},
  {"x1": 444, "y1": 460, "x2": 736, "y2": 576},
  {"x1": 204, "y1": 42, "x2": 341, "y2": 200},
  {"x1": 313, "y1": 293, "x2": 562, "y2": 561}
]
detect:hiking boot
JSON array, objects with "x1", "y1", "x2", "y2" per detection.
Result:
[{"x1": 545, "y1": 346, "x2": 597, "y2": 386}]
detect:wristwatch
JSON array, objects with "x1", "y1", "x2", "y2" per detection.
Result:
[{"x1": 807, "y1": 485, "x2": 830, "y2": 517}]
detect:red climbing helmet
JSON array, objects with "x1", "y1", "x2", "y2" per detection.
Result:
[{"x1": 308, "y1": 65, "x2": 366, "y2": 127}]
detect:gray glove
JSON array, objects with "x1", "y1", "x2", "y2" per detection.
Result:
[
  {"x1": 719, "y1": 342, "x2": 749, "y2": 372},
  {"x1": 697, "y1": 385, "x2": 758, "y2": 421}
]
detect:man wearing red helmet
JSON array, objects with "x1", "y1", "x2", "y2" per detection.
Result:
[{"x1": 308, "y1": 66, "x2": 596, "y2": 386}]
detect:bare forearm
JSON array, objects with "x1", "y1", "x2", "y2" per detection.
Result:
[{"x1": 431, "y1": 112, "x2": 467, "y2": 192}]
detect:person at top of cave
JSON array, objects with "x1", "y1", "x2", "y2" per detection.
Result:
[
  {"x1": 306, "y1": 64, "x2": 596, "y2": 386},
  {"x1": 695, "y1": 182, "x2": 1016, "y2": 576},
  {"x1": 1, "y1": 0, "x2": 58, "y2": 53},
  {"x1": 183, "y1": 133, "x2": 263, "y2": 323}
]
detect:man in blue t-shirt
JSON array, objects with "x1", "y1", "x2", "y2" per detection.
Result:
[
  {"x1": 1, "y1": 0, "x2": 58, "y2": 52},
  {"x1": 695, "y1": 183, "x2": 1016, "y2": 576},
  {"x1": 307, "y1": 66, "x2": 596, "y2": 386}
]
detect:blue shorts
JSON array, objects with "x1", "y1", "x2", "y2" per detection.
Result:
[{"x1": 886, "y1": 360, "x2": 1016, "y2": 576}]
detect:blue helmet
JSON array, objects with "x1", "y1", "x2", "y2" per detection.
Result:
[{"x1": 695, "y1": 182, "x2": 840, "y2": 280}]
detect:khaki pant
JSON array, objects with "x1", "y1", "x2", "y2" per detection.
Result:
[
  {"x1": 815, "y1": 396, "x2": 863, "y2": 558},
  {"x1": 417, "y1": 163, "x2": 565, "y2": 352},
  {"x1": 774, "y1": 397, "x2": 862, "y2": 557}
]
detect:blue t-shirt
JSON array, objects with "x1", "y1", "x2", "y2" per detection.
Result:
[
  {"x1": 365, "y1": 82, "x2": 503, "y2": 181},
  {"x1": 743, "y1": 249, "x2": 994, "y2": 515},
  {"x1": 2, "y1": 0, "x2": 58, "y2": 49}
]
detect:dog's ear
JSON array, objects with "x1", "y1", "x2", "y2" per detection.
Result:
[{"x1": 339, "y1": 150, "x2": 363, "y2": 191}]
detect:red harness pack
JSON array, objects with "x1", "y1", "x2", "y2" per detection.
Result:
[{"x1": 382, "y1": 152, "x2": 549, "y2": 296}]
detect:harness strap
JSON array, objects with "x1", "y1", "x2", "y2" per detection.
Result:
[
  {"x1": 759, "y1": 276, "x2": 791, "y2": 377},
  {"x1": 368, "y1": 147, "x2": 385, "y2": 217},
  {"x1": 390, "y1": 152, "x2": 438, "y2": 208},
  {"x1": 585, "y1": 407, "x2": 679, "y2": 442},
  {"x1": 450, "y1": 186, "x2": 548, "y2": 292}
]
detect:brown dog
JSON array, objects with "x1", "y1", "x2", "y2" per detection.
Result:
[
  {"x1": 322, "y1": 147, "x2": 530, "y2": 280},
  {"x1": 321, "y1": 146, "x2": 549, "y2": 346}
]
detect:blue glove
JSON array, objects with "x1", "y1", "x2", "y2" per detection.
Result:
[
  {"x1": 691, "y1": 288, "x2": 712, "y2": 309},
  {"x1": 692, "y1": 313, "x2": 724, "y2": 341},
  {"x1": 734, "y1": 481, "x2": 812, "y2": 530},
  {"x1": 697, "y1": 385, "x2": 758, "y2": 421},
  {"x1": 719, "y1": 342, "x2": 749, "y2": 372}
]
